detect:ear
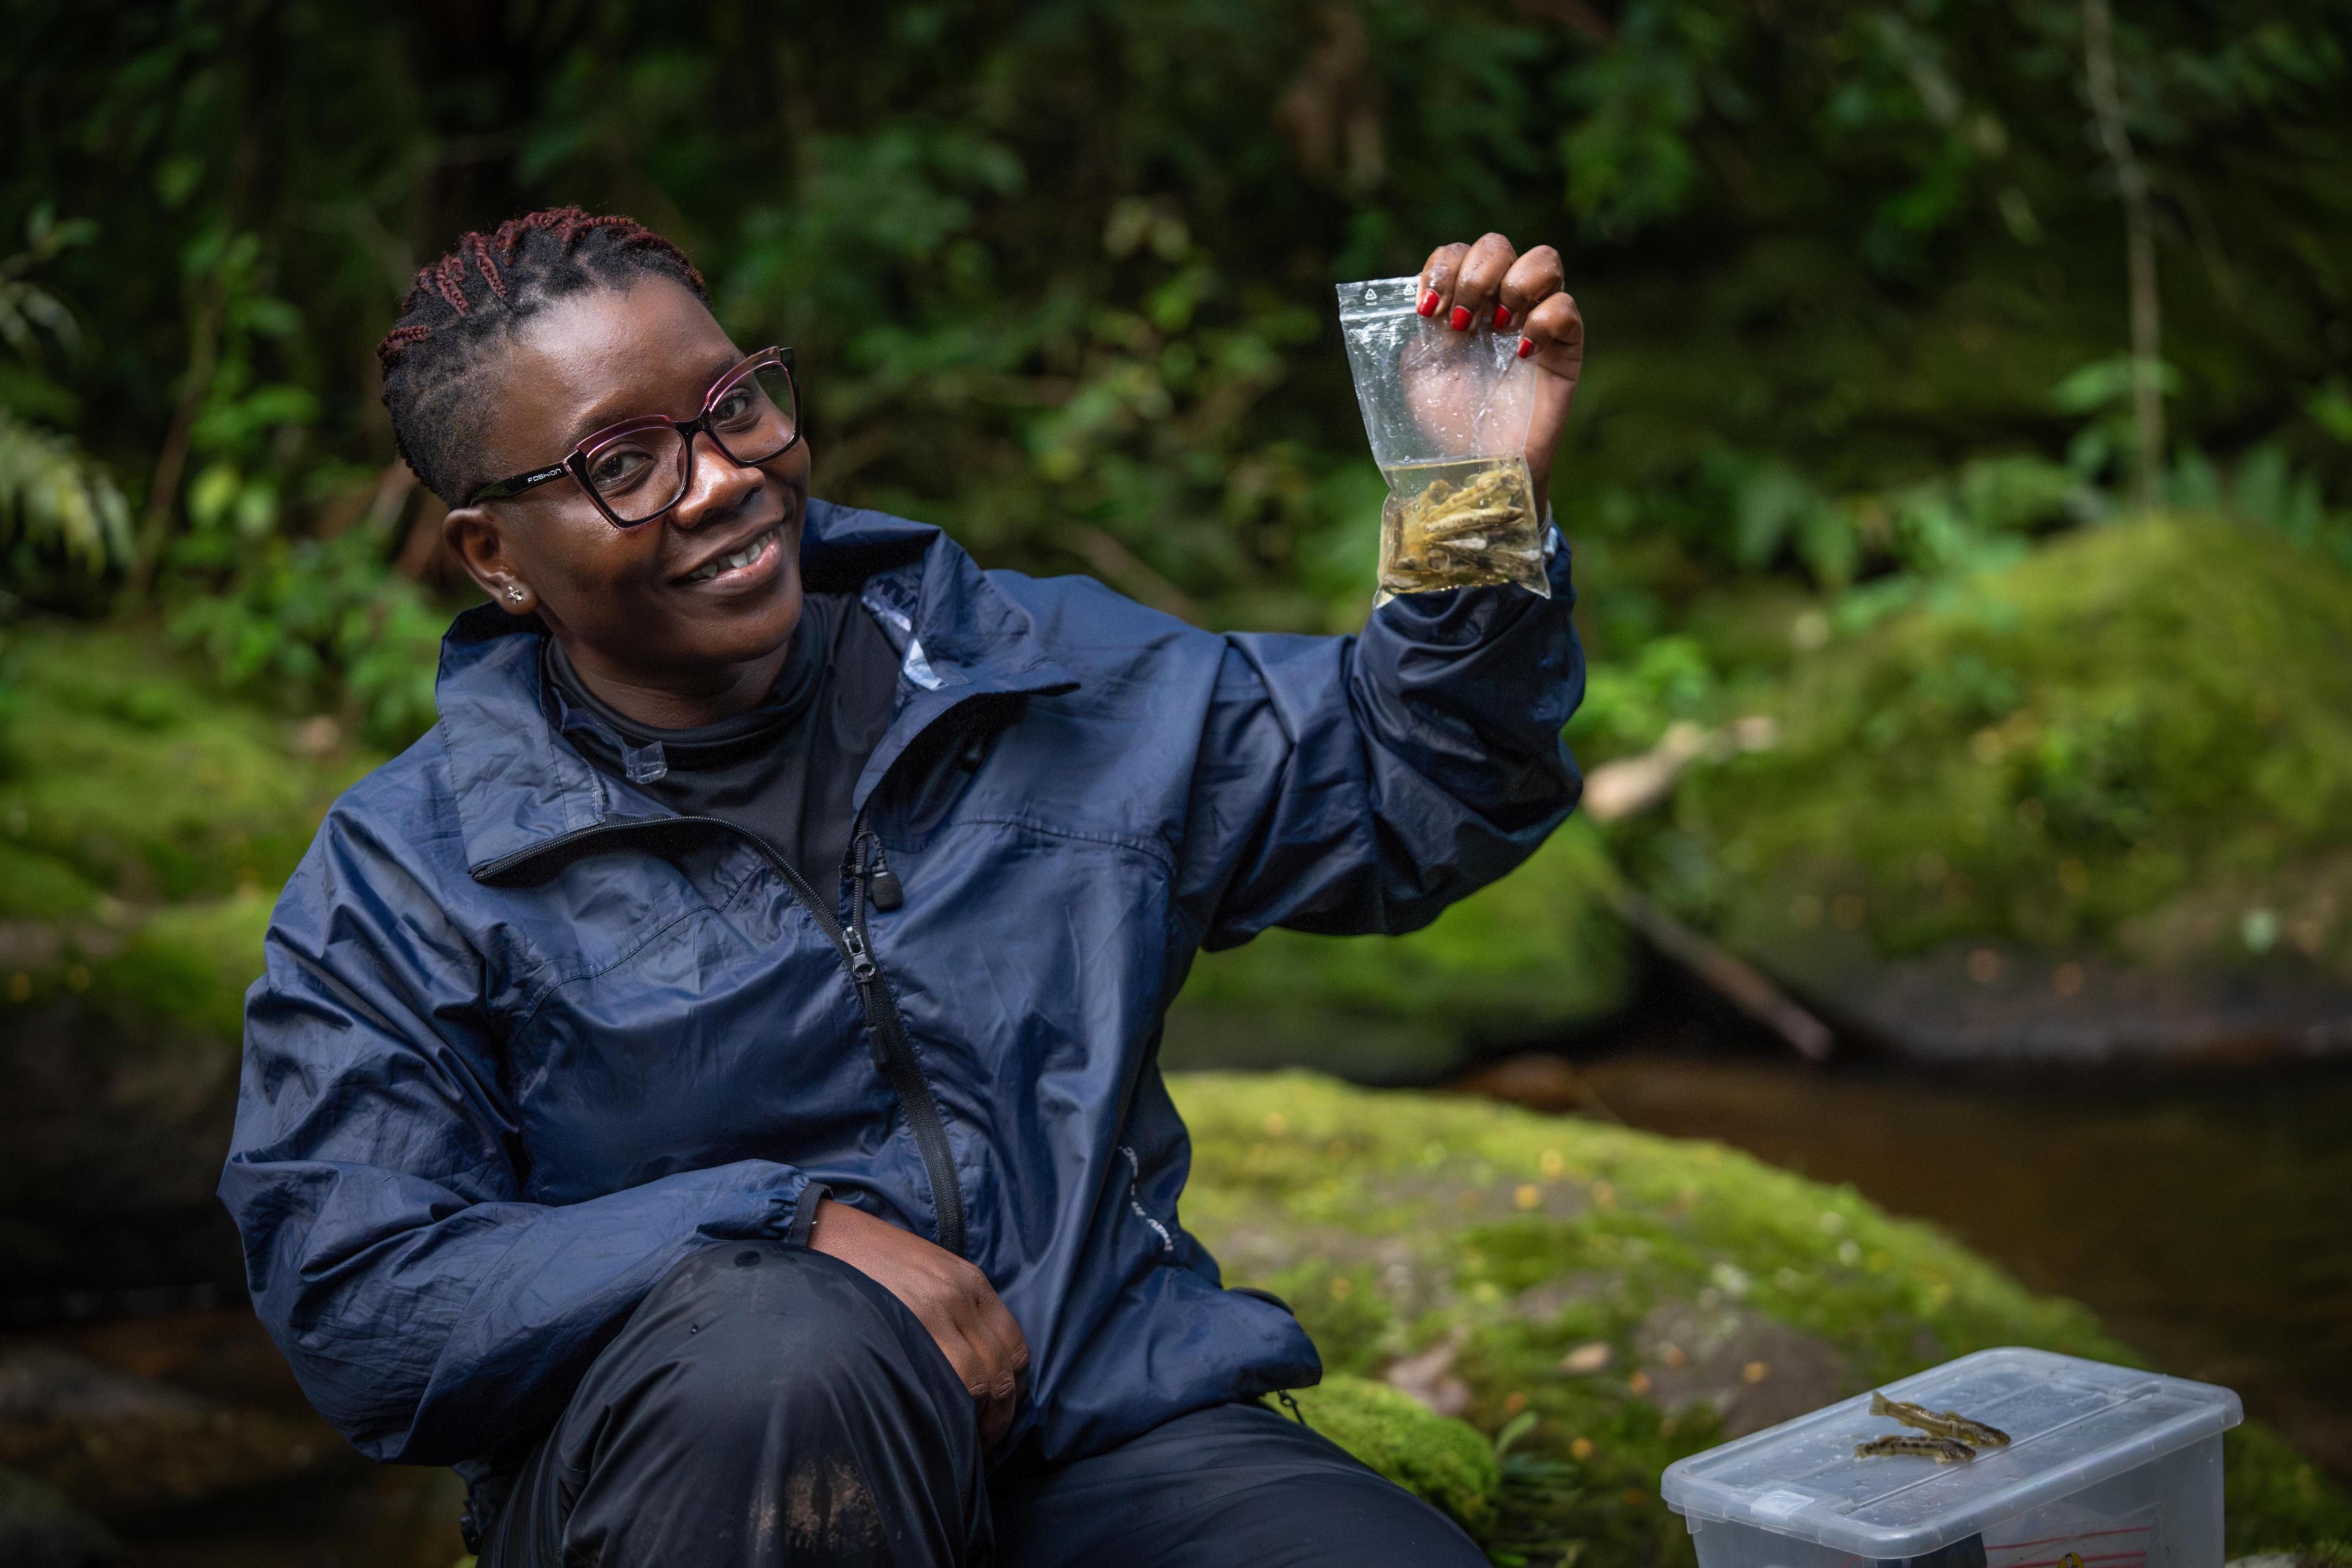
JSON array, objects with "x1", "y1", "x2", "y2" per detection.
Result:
[{"x1": 444, "y1": 503, "x2": 537, "y2": 615}]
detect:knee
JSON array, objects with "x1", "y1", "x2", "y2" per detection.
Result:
[{"x1": 624, "y1": 1243, "x2": 940, "y2": 1438}]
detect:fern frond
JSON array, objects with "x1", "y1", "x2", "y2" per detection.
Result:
[{"x1": 0, "y1": 409, "x2": 131, "y2": 572}]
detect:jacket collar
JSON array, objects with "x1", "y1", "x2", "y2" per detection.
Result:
[{"x1": 436, "y1": 499, "x2": 1078, "y2": 881}]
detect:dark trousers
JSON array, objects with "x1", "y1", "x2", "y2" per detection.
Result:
[{"x1": 479, "y1": 1242, "x2": 1487, "y2": 1567}]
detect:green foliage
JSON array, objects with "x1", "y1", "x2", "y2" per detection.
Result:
[
  {"x1": 1176, "y1": 1071, "x2": 2352, "y2": 1566},
  {"x1": 169, "y1": 518, "x2": 447, "y2": 747},
  {"x1": 1572, "y1": 634, "x2": 1721, "y2": 761},
  {"x1": 0, "y1": 208, "x2": 127, "y2": 575},
  {"x1": 2, "y1": 0, "x2": 2350, "y2": 712},
  {"x1": 0, "y1": 410, "x2": 129, "y2": 577}
]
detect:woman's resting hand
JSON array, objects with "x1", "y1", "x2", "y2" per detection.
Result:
[
  {"x1": 809, "y1": 1197, "x2": 1030, "y2": 1446},
  {"x1": 1416, "y1": 233, "x2": 1585, "y2": 514}
]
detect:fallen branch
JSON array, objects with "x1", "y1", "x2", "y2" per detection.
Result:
[
  {"x1": 1609, "y1": 886, "x2": 1836, "y2": 1062},
  {"x1": 1582, "y1": 716, "x2": 1777, "y2": 823}
]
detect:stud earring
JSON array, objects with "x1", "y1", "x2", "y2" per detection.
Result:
[{"x1": 507, "y1": 586, "x2": 526, "y2": 605}]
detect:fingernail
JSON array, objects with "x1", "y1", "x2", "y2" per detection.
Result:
[
  {"x1": 1516, "y1": 336, "x2": 1536, "y2": 359},
  {"x1": 1449, "y1": 306, "x2": 1471, "y2": 331},
  {"x1": 1493, "y1": 304, "x2": 1512, "y2": 330},
  {"x1": 1417, "y1": 289, "x2": 1440, "y2": 317}
]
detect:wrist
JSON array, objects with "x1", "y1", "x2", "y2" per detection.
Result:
[{"x1": 788, "y1": 1183, "x2": 834, "y2": 1248}]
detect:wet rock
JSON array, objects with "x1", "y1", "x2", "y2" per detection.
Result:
[
  {"x1": 1737, "y1": 935, "x2": 2352, "y2": 1066},
  {"x1": 1632, "y1": 1300, "x2": 1849, "y2": 1437},
  {"x1": 0, "y1": 1467, "x2": 122, "y2": 1568},
  {"x1": 0, "y1": 1347, "x2": 341, "y2": 1513}
]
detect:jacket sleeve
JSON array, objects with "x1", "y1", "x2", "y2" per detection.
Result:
[
  {"x1": 217, "y1": 820, "x2": 817, "y2": 1466},
  {"x1": 1179, "y1": 529, "x2": 1585, "y2": 948}
]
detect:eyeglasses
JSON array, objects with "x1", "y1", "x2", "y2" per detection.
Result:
[{"x1": 465, "y1": 347, "x2": 801, "y2": 527}]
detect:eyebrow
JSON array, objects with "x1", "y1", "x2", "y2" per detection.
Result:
[{"x1": 559, "y1": 347, "x2": 745, "y2": 450}]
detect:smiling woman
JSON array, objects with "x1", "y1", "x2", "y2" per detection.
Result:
[
  {"x1": 374, "y1": 213, "x2": 815, "y2": 727},
  {"x1": 220, "y1": 206, "x2": 1593, "y2": 1568}
]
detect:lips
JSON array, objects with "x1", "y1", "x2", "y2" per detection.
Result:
[{"x1": 676, "y1": 524, "x2": 782, "y2": 586}]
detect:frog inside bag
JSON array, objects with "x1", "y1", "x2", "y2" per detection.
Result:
[{"x1": 1336, "y1": 275, "x2": 1550, "y2": 605}]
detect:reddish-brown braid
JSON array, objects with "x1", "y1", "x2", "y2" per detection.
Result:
[{"x1": 374, "y1": 206, "x2": 712, "y2": 503}]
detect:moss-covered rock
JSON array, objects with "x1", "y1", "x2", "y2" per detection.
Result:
[
  {"x1": 0, "y1": 620, "x2": 374, "y2": 1296},
  {"x1": 1173, "y1": 1071, "x2": 2352, "y2": 1566},
  {"x1": 1166, "y1": 816, "x2": 1633, "y2": 1082},
  {"x1": 1287, "y1": 1373, "x2": 1501, "y2": 1529},
  {"x1": 0, "y1": 622, "x2": 374, "y2": 916},
  {"x1": 1626, "y1": 516, "x2": 2352, "y2": 1059}
]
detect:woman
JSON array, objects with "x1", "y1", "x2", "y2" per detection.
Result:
[{"x1": 220, "y1": 207, "x2": 1588, "y2": 1566}]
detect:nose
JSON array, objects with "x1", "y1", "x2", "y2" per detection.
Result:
[{"x1": 667, "y1": 430, "x2": 763, "y2": 532}]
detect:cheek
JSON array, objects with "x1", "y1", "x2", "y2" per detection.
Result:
[{"x1": 524, "y1": 509, "x2": 657, "y2": 593}]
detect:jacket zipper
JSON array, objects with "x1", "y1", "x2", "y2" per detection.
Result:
[
  {"x1": 844, "y1": 826, "x2": 966, "y2": 1256},
  {"x1": 477, "y1": 814, "x2": 967, "y2": 1257}
]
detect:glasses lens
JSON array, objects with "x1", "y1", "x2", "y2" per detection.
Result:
[
  {"x1": 580, "y1": 426, "x2": 689, "y2": 525},
  {"x1": 707, "y1": 361, "x2": 799, "y2": 466}
]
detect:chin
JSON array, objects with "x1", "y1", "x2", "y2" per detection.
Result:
[{"x1": 692, "y1": 570, "x2": 804, "y2": 666}]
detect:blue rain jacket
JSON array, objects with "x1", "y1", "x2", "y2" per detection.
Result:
[{"x1": 219, "y1": 500, "x2": 1585, "y2": 1469}]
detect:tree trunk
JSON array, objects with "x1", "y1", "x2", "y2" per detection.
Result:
[{"x1": 2082, "y1": 0, "x2": 2165, "y2": 511}]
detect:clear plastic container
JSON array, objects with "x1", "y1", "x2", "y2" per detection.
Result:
[{"x1": 1661, "y1": 1349, "x2": 2242, "y2": 1568}]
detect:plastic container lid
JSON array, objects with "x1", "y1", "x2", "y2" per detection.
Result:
[{"x1": 1660, "y1": 1348, "x2": 2242, "y2": 1559}]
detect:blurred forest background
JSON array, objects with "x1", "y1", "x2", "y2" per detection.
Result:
[
  {"x1": 6, "y1": 2, "x2": 2352, "y2": 1564},
  {"x1": 6, "y1": 0, "x2": 2348, "y2": 730}
]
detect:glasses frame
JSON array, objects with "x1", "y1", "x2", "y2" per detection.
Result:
[{"x1": 464, "y1": 346, "x2": 800, "y2": 527}]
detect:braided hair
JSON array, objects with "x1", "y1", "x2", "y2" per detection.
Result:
[{"x1": 375, "y1": 208, "x2": 710, "y2": 505}]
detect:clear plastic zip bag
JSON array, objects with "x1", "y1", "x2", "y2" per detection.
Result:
[{"x1": 1337, "y1": 275, "x2": 1548, "y2": 605}]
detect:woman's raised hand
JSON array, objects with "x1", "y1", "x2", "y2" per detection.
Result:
[
  {"x1": 810, "y1": 1197, "x2": 1030, "y2": 1446},
  {"x1": 1417, "y1": 234, "x2": 1585, "y2": 514}
]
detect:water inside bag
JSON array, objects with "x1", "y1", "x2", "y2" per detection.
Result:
[{"x1": 1376, "y1": 454, "x2": 1545, "y2": 598}]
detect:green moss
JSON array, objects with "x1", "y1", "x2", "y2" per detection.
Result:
[
  {"x1": 1166, "y1": 816, "x2": 1632, "y2": 1081},
  {"x1": 1173, "y1": 1072, "x2": 2352, "y2": 1566},
  {"x1": 0, "y1": 619, "x2": 367, "y2": 1043},
  {"x1": 1288, "y1": 1373, "x2": 1501, "y2": 1529},
  {"x1": 2225, "y1": 1425, "x2": 2352, "y2": 1559},
  {"x1": 0, "y1": 620, "x2": 375, "y2": 914},
  {"x1": 1635, "y1": 516, "x2": 2352, "y2": 970},
  {"x1": 90, "y1": 892, "x2": 274, "y2": 1041}
]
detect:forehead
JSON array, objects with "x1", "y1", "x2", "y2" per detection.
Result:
[{"x1": 489, "y1": 277, "x2": 742, "y2": 456}]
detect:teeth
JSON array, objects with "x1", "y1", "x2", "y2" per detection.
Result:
[{"x1": 683, "y1": 527, "x2": 774, "y2": 583}]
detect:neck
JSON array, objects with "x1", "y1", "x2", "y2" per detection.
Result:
[{"x1": 559, "y1": 639, "x2": 795, "y2": 730}]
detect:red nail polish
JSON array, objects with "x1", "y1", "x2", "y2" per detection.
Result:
[
  {"x1": 1449, "y1": 306, "x2": 1471, "y2": 331},
  {"x1": 1417, "y1": 289, "x2": 1440, "y2": 317},
  {"x1": 1516, "y1": 336, "x2": 1536, "y2": 359},
  {"x1": 1493, "y1": 304, "x2": 1512, "y2": 330}
]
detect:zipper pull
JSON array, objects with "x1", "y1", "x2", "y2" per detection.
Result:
[
  {"x1": 842, "y1": 924, "x2": 880, "y2": 984},
  {"x1": 840, "y1": 925, "x2": 889, "y2": 1069},
  {"x1": 865, "y1": 839, "x2": 904, "y2": 912}
]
